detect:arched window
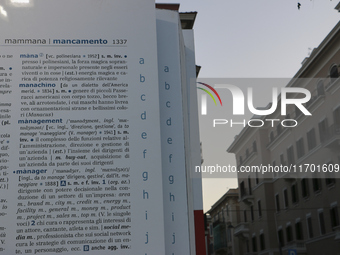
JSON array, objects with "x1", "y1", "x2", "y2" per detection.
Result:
[
  {"x1": 330, "y1": 65, "x2": 339, "y2": 83},
  {"x1": 333, "y1": 106, "x2": 340, "y2": 127},
  {"x1": 317, "y1": 80, "x2": 325, "y2": 96}
]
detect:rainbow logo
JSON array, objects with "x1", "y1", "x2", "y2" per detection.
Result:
[
  {"x1": 197, "y1": 82, "x2": 222, "y2": 106},
  {"x1": 197, "y1": 82, "x2": 222, "y2": 115}
]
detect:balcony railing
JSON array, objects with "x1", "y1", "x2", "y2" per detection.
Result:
[
  {"x1": 325, "y1": 76, "x2": 340, "y2": 92},
  {"x1": 306, "y1": 88, "x2": 325, "y2": 109}
]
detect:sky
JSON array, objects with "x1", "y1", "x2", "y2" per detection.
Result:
[{"x1": 155, "y1": 0, "x2": 340, "y2": 212}]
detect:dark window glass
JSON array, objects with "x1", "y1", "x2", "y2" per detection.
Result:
[
  {"x1": 307, "y1": 128, "x2": 316, "y2": 150},
  {"x1": 291, "y1": 184, "x2": 299, "y2": 204},
  {"x1": 275, "y1": 194, "x2": 280, "y2": 212},
  {"x1": 287, "y1": 146, "x2": 295, "y2": 165},
  {"x1": 330, "y1": 65, "x2": 339, "y2": 83},
  {"x1": 296, "y1": 138, "x2": 305, "y2": 159},
  {"x1": 258, "y1": 200, "x2": 262, "y2": 218},
  {"x1": 319, "y1": 119, "x2": 328, "y2": 143},
  {"x1": 319, "y1": 211, "x2": 326, "y2": 235},
  {"x1": 286, "y1": 225, "x2": 293, "y2": 242},
  {"x1": 301, "y1": 178, "x2": 309, "y2": 198},
  {"x1": 278, "y1": 229, "x2": 284, "y2": 247},
  {"x1": 284, "y1": 189, "x2": 289, "y2": 208},
  {"x1": 295, "y1": 221, "x2": 303, "y2": 240},
  {"x1": 317, "y1": 80, "x2": 325, "y2": 96},
  {"x1": 252, "y1": 236, "x2": 257, "y2": 252},
  {"x1": 260, "y1": 233, "x2": 265, "y2": 251},
  {"x1": 312, "y1": 178, "x2": 322, "y2": 192},
  {"x1": 307, "y1": 216, "x2": 313, "y2": 238},
  {"x1": 330, "y1": 207, "x2": 340, "y2": 228}
]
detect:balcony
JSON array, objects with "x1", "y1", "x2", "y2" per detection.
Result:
[
  {"x1": 213, "y1": 240, "x2": 229, "y2": 253},
  {"x1": 214, "y1": 242, "x2": 233, "y2": 255},
  {"x1": 321, "y1": 124, "x2": 340, "y2": 149},
  {"x1": 240, "y1": 188, "x2": 254, "y2": 204},
  {"x1": 213, "y1": 223, "x2": 228, "y2": 253},
  {"x1": 234, "y1": 222, "x2": 249, "y2": 238},
  {"x1": 325, "y1": 76, "x2": 340, "y2": 93}
]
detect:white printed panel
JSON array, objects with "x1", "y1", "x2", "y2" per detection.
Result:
[
  {"x1": 156, "y1": 9, "x2": 192, "y2": 255},
  {"x1": 0, "y1": 1, "x2": 165, "y2": 254}
]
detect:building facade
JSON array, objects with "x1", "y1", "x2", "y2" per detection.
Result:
[{"x1": 227, "y1": 7, "x2": 340, "y2": 255}]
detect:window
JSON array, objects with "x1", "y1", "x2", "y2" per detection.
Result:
[
  {"x1": 330, "y1": 205, "x2": 339, "y2": 228},
  {"x1": 248, "y1": 177, "x2": 252, "y2": 195},
  {"x1": 240, "y1": 181, "x2": 246, "y2": 197},
  {"x1": 296, "y1": 138, "x2": 305, "y2": 159},
  {"x1": 275, "y1": 194, "x2": 280, "y2": 212},
  {"x1": 317, "y1": 80, "x2": 325, "y2": 96},
  {"x1": 287, "y1": 146, "x2": 295, "y2": 165},
  {"x1": 253, "y1": 141, "x2": 257, "y2": 152},
  {"x1": 277, "y1": 124, "x2": 282, "y2": 136},
  {"x1": 252, "y1": 236, "x2": 257, "y2": 252},
  {"x1": 325, "y1": 176, "x2": 336, "y2": 186},
  {"x1": 286, "y1": 225, "x2": 293, "y2": 242},
  {"x1": 325, "y1": 162, "x2": 336, "y2": 186},
  {"x1": 250, "y1": 206, "x2": 254, "y2": 222},
  {"x1": 307, "y1": 128, "x2": 317, "y2": 151},
  {"x1": 246, "y1": 240, "x2": 250, "y2": 253},
  {"x1": 319, "y1": 119, "x2": 328, "y2": 143},
  {"x1": 301, "y1": 178, "x2": 309, "y2": 198},
  {"x1": 291, "y1": 183, "x2": 299, "y2": 204},
  {"x1": 333, "y1": 107, "x2": 340, "y2": 127},
  {"x1": 330, "y1": 64, "x2": 339, "y2": 83},
  {"x1": 280, "y1": 154, "x2": 285, "y2": 166},
  {"x1": 258, "y1": 200, "x2": 262, "y2": 218},
  {"x1": 295, "y1": 105, "x2": 302, "y2": 118},
  {"x1": 273, "y1": 161, "x2": 278, "y2": 178},
  {"x1": 312, "y1": 178, "x2": 322, "y2": 192},
  {"x1": 295, "y1": 221, "x2": 303, "y2": 240},
  {"x1": 307, "y1": 215, "x2": 313, "y2": 238},
  {"x1": 244, "y1": 210, "x2": 247, "y2": 223},
  {"x1": 278, "y1": 229, "x2": 284, "y2": 247},
  {"x1": 283, "y1": 189, "x2": 289, "y2": 209},
  {"x1": 260, "y1": 233, "x2": 265, "y2": 251},
  {"x1": 318, "y1": 210, "x2": 326, "y2": 235}
]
